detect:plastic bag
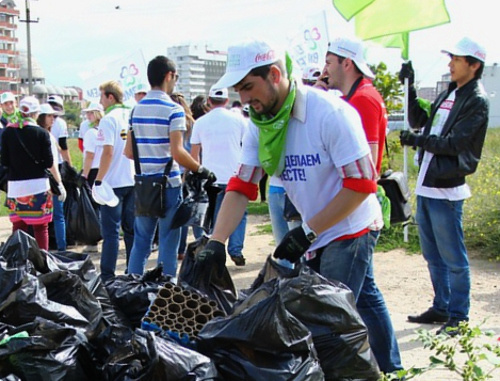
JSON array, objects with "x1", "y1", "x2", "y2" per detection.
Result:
[
  {"x1": 75, "y1": 184, "x2": 101, "y2": 244},
  {"x1": 93, "y1": 326, "x2": 221, "y2": 381},
  {"x1": 177, "y1": 236, "x2": 237, "y2": 315},
  {"x1": 0, "y1": 318, "x2": 95, "y2": 381}
]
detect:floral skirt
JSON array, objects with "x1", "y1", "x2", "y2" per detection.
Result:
[{"x1": 7, "y1": 191, "x2": 53, "y2": 225}]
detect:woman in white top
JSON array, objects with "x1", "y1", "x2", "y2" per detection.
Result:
[{"x1": 81, "y1": 102, "x2": 104, "y2": 187}]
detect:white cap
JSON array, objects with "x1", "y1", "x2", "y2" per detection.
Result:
[
  {"x1": 213, "y1": 39, "x2": 285, "y2": 89},
  {"x1": 327, "y1": 37, "x2": 375, "y2": 79},
  {"x1": 302, "y1": 65, "x2": 322, "y2": 82},
  {"x1": 83, "y1": 102, "x2": 104, "y2": 112},
  {"x1": 134, "y1": 83, "x2": 148, "y2": 94},
  {"x1": 92, "y1": 181, "x2": 119, "y2": 207},
  {"x1": 39, "y1": 103, "x2": 56, "y2": 115},
  {"x1": 441, "y1": 37, "x2": 486, "y2": 63},
  {"x1": 1, "y1": 92, "x2": 15, "y2": 104},
  {"x1": 19, "y1": 96, "x2": 41, "y2": 114},
  {"x1": 209, "y1": 85, "x2": 228, "y2": 99},
  {"x1": 47, "y1": 94, "x2": 64, "y2": 107}
]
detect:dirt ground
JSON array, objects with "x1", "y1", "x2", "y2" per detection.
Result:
[{"x1": 1, "y1": 214, "x2": 498, "y2": 380}]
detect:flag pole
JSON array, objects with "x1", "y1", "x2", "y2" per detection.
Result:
[{"x1": 403, "y1": 77, "x2": 409, "y2": 242}]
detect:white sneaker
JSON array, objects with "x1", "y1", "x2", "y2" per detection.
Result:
[{"x1": 83, "y1": 245, "x2": 99, "y2": 253}]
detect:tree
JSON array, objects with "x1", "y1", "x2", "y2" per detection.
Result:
[
  {"x1": 369, "y1": 62, "x2": 403, "y2": 115},
  {"x1": 63, "y1": 100, "x2": 82, "y2": 129}
]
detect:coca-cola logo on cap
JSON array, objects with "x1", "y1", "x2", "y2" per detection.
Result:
[{"x1": 255, "y1": 50, "x2": 275, "y2": 63}]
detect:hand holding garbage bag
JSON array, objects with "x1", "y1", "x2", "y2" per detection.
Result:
[
  {"x1": 273, "y1": 225, "x2": 312, "y2": 263},
  {"x1": 195, "y1": 240, "x2": 226, "y2": 278}
]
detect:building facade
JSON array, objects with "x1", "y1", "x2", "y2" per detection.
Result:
[
  {"x1": 167, "y1": 44, "x2": 238, "y2": 104},
  {"x1": 0, "y1": 0, "x2": 19, "y2": 95}
]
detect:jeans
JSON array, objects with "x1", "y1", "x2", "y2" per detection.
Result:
[
  {"x1": 306, "y1": 231, "x2": 402, "y2": 373},
  {"x1": 52, "y1": 195, "x2": 66, "y2": 251},
  {"x1": 213, "y1": 184, "x2": 246, "y2": 257},
  {"x1": 416, "y1": 196, "x2": 470, "y2": 320},
  {"x1": 100, "y1": 186, "x2": 135, "y2": 281},
  {"x1": 268, "y1": 190, "x2": 300, "y2": 268},
  {"x1": 128, "y1": 186, "x2": 182, "y2": 277}
]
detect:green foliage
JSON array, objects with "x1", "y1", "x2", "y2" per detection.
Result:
[
  {"x1": 247, "y1": 201, "x2": 269, "y2": 216},
  {"x1": 64, "y1": 101, "x2": 82, "y2": 128},
  {"x1": 251, "y1": 222, "x2": 273, "y2": 236},
  {"x1": 381, "y1": 321, "x2": 500, "y2": 380},
  {"x1": 370, "y1": 62, "x2": 404, "y2": 114}
]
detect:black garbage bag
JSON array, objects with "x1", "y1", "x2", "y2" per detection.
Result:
[
  {"x1": 39, "y1": 270, "x2": 104, "y2": 339},
  {"x1": 178, "y1": 236, "x2": 237, "y2": 315},
  {"x1": 197, "y1": 280, "x2": 324, "y2": 380},
  {"x1": 0, "y1": 318, "x2": 96, "y2": 381},
  {"x1": 0, "y1": 230, "x2": 46, "y2": 272},
  {"x1": 105, "y1": 265, "x2": 173, "y2": 328},
  {"x1": 0, "y1": 273, "x2": 89, "y2": 329},
  {"x1": 75, "y1": 184, "x2": 101, "y2": 245},
  {"x1": 64, "y1": 182, "x2": 80, "y2": 244},
  {"x1": 238, "y1": 257, "x2": 380, "y2": 380},
  {"x1": 93, "y1": 326, "x2": 221, "y2": 381}
]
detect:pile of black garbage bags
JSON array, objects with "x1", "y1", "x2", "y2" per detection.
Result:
[{"x1": 0, "y1": 232, "x2": 380, "y2": 381}]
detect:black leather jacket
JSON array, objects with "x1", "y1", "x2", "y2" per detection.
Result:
[{"x1": 408, "y1": 79, "x2": 489, "y2": 188}]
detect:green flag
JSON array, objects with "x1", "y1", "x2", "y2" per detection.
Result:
[{"x1": 332, "y1": 0, "x2": 450, "y2": 59}]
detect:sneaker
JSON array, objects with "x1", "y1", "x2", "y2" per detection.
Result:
[
  {"x1": 436, "y1": 318, "x2": 465, "y2": 337},
  {"x1": 83, "y1": 245, "x2": 99, "y2": 253},
  {"x1": 230, "y1": 255, "x2": 246, "y2": 266},
  {"x1": 407, "y1": 307, "x2": 449, "y2": 324}
]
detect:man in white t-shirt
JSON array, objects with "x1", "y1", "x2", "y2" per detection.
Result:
[
  {"x1": 190, "y1": 85, "x2": 248, "y2": 266},
  {"x1": 48, "y1": 95, "x2": 72, "y2": 166},
  {"x1": 194, "y1": 39, "x2": 402, "y2": 375},
  {"x1": 400, "y1": 37, "x2": 489, "y2": 336},
  {"x1": 93, "y1": 80, "x2": 135, "y2": 281}
]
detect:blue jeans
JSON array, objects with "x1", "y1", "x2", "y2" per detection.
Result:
[
  {"x1": 213, "y1": 184, "x2": 246, "y2": 257},
  {"x1": 306, "y1": 231, "x2": 402, "y2": 373},
  {"x1": 100, "y1": 186, "x2": 135, "y2": 281},
  {"x1": 52, "y1": 195, "x2": 66, "y2": 251},
  {"x1": 128, "y1": 186, "x2": 182, "y2": 277},
  {"x1": 268, "y1": 190, "x2": 300, "y2": 268},
  {"x1": 416, "y1": 196, "x2": 469, "y2": 320}
]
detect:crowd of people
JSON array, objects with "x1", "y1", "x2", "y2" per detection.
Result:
[{"x1": 0, "y1": 33, "x2": 489, "y2": 376}]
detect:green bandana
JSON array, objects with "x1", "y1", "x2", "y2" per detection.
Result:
[
  {"x1": 105, "y1": 103, "x2": 129, "y2": 115},
  {"x1": 250, "y1": 53, "x2": 296, "y2": 176},
  {"x1": 2, "y1": 109, "x2": 21, "y2": 125}
]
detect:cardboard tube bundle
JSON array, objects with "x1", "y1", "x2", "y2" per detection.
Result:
[{"x1": 143, "y1": 282, "x2": 225, "y2": 338}]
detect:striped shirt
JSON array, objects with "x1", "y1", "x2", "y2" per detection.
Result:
[{"x1": 130, "y1": 90, "x2": 186, "y2": 187}]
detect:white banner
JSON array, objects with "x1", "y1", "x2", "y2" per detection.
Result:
[
  {"x1": 82, "y1": 50, "x2": 148, "y2": 107},
  {"x1": 287, "y1": 10, "x2": 330, "y2": 76}
]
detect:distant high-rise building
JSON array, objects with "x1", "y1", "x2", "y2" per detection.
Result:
[
  {"x1": 167, "y1": 44, "x2": 238, "y2": 104},
  {"x1": 0, "y1": 0, "x2": 20, "y2": 95}
]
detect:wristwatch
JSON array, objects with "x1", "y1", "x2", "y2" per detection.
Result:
[{"x1": 302, "y1": 221, "x2": 318, "y2": 243}]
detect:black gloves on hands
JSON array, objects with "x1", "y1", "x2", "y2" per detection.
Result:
[
  {"x1": 398, "y1": 60, "x2": 415, "y2": 86},
  {"x1": 195, "y1": 239, "x2": 226, "y2": 278},
  {"x1": 400, "y1": 130, "x2": 425, "y2": 148},
  {"x1": 195, "y1": 166, "x2": 217, "y2": 185},
  {"x1": 273, "y1": 226, "x2": 312, "y2": 264}
]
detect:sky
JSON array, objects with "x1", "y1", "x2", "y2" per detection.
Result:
[{"x1": 15, "y1": 0, "x2": 500, "y2": 90}]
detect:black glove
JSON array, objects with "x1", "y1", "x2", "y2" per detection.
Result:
[
  {"x1": 398, "y1": 60, "x2": 415, "y2": 86},
  {"x1": 400, "y1": 130, "x2": 425, "y2": 148},
  {"x1": 195, "y1": 239, "x2": 226, "y2": 278},
  {"x1": 273, "y1": 226, "x2": 312, "y2": 263},
  {"x1": 195, "y1": 166, "x2": 217, "y2": 185}
]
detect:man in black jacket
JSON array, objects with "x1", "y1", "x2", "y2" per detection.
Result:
[{"x1": 399, "y1": 37, "x2": 489, "y2": 336}]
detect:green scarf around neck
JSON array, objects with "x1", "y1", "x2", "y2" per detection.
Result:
[{"x1": 250, "y1": 52, "x2": 296, "y2": 176}]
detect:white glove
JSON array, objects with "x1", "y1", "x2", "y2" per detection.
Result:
[{"x1": 57, "y1": 183, "x2": 67, "y2": 202}]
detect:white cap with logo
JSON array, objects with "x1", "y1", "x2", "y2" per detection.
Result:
[
  {"x1": 134, "y1": 83, "x2": 149, "y2": 95},
  {"x1": 19, "y1": 96, "x2": 41, "y2": 114},
  {"x1": 213, "y1": 39, "x2": 285, "y2": 89},
  {"x1": 208, "y1": 85, "x2": 228, "y2": 99},
  {"x1": 327, "y1": 37, "x2": 375, "y2": 79},
  {"x1": 302, "y1": 65, "x2": 322, "y2": 82},
  {"x1": 1, "y1": 92, "x2": 15, "y2": 104},
  {"x1": 441, "y1": 37, "x2": 486, "y2": 63}
]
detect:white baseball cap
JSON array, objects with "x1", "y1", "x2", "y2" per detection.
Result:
[
  {"x1": 208, "y1": 85, "x2": 228, "y2": 99},
  {"x1": 19, "y1": 96, "x2": 41, "y2": 114},
  {"x1": 213, "y1": 39, "x2": 285, "y2": 89},
  {"x1": 441, "y1": 37, "x2": 486, "y2": 63},
  {"x1": 47, "y1": 94, "x2": 64, "y2": 107},
  {"x1": 327, "y1": 37, "x2": 375, "y2": 79},
  {"x1": 302, "y1": 65, "x2": 322, "y2": 82},
  {"x1": 92, "y1": 181, "x2": 119, "y2": 207},
  {"x1": 39, "y1": 103, "x2": 56, "y2": 115},
  {"x1": 134, "y1": 83, "x2": 148, "y2": 94},
  {"x1": 1, "y1": 92, "x2": 15, "y2": 104},
  {"x1": 83, "y1": 102, "x2": 104, "y2": 112}
]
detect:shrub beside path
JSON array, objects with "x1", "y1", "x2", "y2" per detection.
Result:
[{"x1": 1, "y1": 214, "x2": 498, "y2": 380}]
